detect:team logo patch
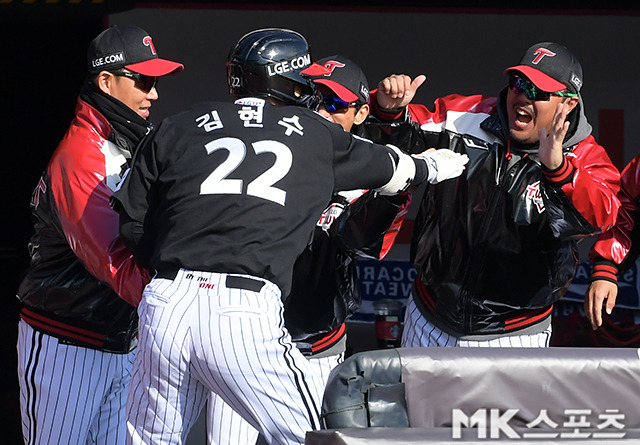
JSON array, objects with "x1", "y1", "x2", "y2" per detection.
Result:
[
  {"x1": 526, "y1": 181, "x2": 545, "y2": 213},
  {"x1": 235, "y1": 98, "x2": 265, "y2": 107},
  {"x1": 317, "y1": 202, "x2": 346, "y2": 229},
  {"x1": 531, "y1": 47, "x2": 556, "y2": 64},
  {"x1": 570, "y1": 73, "x2": 582, "y2": 91},
  {"x1": 360, "y1": 84, "x2": 370, "y2": 101},
  {"x1": 143, "y1": 36, "x2": 156, "y2": 55},
  {"x1": 322, "y1": 60, "x2": 346, "y2": 74}
]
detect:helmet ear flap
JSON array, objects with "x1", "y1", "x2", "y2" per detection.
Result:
[{"x1": 227, "y1": 62, "x2": 246, "y2": 96}]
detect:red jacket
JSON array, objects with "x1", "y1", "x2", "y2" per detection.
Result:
[
  {"x1": 17, "y1": 97, "x2": 149, "y2": 353},
  {"x1": 590, "y1": 154, "x2": 640, "y2": 283}
]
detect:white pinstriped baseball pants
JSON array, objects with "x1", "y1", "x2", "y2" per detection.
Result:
[
  {"x1": 206, "y1": 353, "x2": 344, "y2": 445},
  {"x1": 126, "y1": 270, "x2": 325, "y2": 445},
  {"x1": 17, "y1": 320, "x2": 134, "y2": 445},
  {"x1": 401, "y1": 293, "x2": 552, "y2": 347}
]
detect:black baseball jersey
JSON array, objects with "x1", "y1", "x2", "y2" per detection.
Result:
[{"x1": 113, "y1": 97, "x2": 419, "y2": 295}]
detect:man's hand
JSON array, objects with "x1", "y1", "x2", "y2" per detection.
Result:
[
  {"x1": 538, "y1": 102, "x2": 570, "y2": 170},
  {"x1": 377, "y1": 74, "x2": 426, "y2": 110},
  {"x1": 413, "y1": 148, "x2": 469, "y2": 184},
  {"x1": 584, "y1": 279, "x2": 618, "y2": 330}
]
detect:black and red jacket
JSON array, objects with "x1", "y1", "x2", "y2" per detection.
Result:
[
  {"x1": 285, "y1": 188, "x2": 410, "y2": 356},
  {"x1": 590, "y1": 153, "x2": 640, "y2": 282},
  {"x1": 17, "y1": 93, "x2": 150, "y2": 353},
  {"x1": 373, "y1": 89, "x2": 620, "y2": 336}
]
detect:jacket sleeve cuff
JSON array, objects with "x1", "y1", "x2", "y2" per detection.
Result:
[
  {"x1": 372, "y1": 100, "x2": 406, "y2": 122},
  {"x1": 590, "y1": 258, "x2": 619, "y2": 284},
  {"x1": 542, "y1": 156, "x2": 575, "y2": 186}
]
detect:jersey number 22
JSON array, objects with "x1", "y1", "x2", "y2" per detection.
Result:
[{"x1": 200, "y1": 137, "x2": 292, "y2": 206}]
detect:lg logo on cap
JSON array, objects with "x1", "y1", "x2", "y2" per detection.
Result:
[
  {"x1": 322, "y1": 61, "x2": 346, "y2": 75},
  {"x1": 531, "y1": 48, "x2": 556, "y2": 64},
  {"x1": 91, "y1": 52, "x2": 124, "y2": 68},
  {"x1": 143, "y1": 36, "x2": 157, "y2": 55}
]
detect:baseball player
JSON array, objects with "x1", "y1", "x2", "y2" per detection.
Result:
[
  {"x1": 372, "y1": 42, "x2": 620, "y2": 348},
  {"x1": 15, "y1": 25, "x2": 183, "y2": 445},
  {"x1": 206, "y1": 54, "x2": 411, "y2": 444},
  {"x1": 113, "y1": 28, "x2": 468, "y2": 445}
]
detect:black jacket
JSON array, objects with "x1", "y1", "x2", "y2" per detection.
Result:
[{"x1": 374, "y1": 90, "x2": 620, "y2": 336}]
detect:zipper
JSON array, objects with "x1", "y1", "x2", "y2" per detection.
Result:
[{"x1": 460, "y1": 140, "x2": 518, "y2": 333}]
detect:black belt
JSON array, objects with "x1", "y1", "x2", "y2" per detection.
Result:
[
  {"x1": 155, "y1": 267, "x2": 264, "y2": 292},
  {"x1": 155, "y1": 267, "x2": 179, "y2": 280},
  {"x1": 225, "y1": 275, "x2": 265, "y2": 292}
]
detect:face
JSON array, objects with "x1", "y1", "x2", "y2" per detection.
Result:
[
  {"x1": 505, "y1": 75, "x2": 578, "y2": 145},
  {"x1": 96, "y1": 69, "x2": 159, "y2": 119},
  {"x1": 316, "y1": 85, "x2": 369, "y2": 132}
]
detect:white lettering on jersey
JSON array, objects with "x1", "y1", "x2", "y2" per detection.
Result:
[
  {"x1": 278, "y1": 115, "x2": 304, "y2": 136},
  {"x1": 238, "y1": 104, "x2": 264, "y2": 128},
  {"x1": 196, "y1": 111, "x2": 224, "y2": 132}
]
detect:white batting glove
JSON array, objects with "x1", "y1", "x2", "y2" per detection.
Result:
[{"x1": 413, "y1": 149, "x2": 469, "y2": 184}]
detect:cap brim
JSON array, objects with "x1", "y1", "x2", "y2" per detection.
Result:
[
  {"x1": 504, "y1": 65, "x2": 565, "y2": 92},
  {"x1": 126, "y1": 58, "x2": 184, "y2": 77},
  {"x1": 312, "y1": 79, "x2": 359, "y2": 103},
  {"x1": 301, "y1": 63, "x2": 331, "y2": 77}
]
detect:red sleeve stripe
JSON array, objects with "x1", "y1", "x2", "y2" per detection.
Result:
[
  {"x1": 591, "y1": 263, "x2": 618, "y2": 281},
  {"x1": 543, "y1": 157, "x2": 574, "y2": 183}
]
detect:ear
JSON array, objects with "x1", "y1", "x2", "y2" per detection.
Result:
[
  {"x1": 564, "y1": 96, "x2": 579, "y2": 113},
  {"x1": 95, "y1": 71, "x2": 114, "y2": 95},
  {"x1": 354, "y1": 103, "x2": 370, "y2": 126}
]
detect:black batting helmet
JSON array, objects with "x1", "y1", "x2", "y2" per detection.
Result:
[{"x1": 227, "y1": 28, "x2": 319, "y2": 109}]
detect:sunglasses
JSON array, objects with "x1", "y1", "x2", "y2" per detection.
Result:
[
  {"x1": 111, "y1": 70, "x2": 158, "y2": 93},
  {"x1": 508, "y1": 75, "x2": 577, "y2": 101},
  {"x1": 321, "y1": 94, "x2": 356, "y2": 113}
]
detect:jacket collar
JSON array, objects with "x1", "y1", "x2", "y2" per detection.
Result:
[{"x1": 79, "y1": 80, "x2": 152, "y2": 156}]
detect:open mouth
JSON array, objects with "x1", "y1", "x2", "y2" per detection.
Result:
[{"x1": 514, "y1": 106, "x2": 533, "y2": 127}]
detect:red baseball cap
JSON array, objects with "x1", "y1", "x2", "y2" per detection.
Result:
[
  {"x1": 504, "y1": 42, "x2": 582, "y2": 94},
  {"x1": 301, "y1": 55, "x2": 369, "y2": 104}
]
